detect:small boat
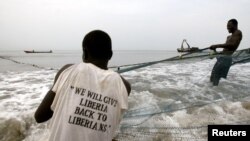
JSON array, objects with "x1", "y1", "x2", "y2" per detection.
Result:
[
  {"x1": 177, "y1": 39, "x2": 200, "y2": 53},
  {"x1": 24, "y1": 50, "x2": 53, "y2": 53},
  {"x1": 177, "y1": 47, "x2": 200, "y2": 53}
]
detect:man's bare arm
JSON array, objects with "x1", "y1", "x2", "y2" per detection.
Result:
[
  {"x1": 34, "y1": 90, "x2": 56, "y2": 123},
  {"x1": 210, "y1": 30, "x2": 242, "y2": 50},
  {"x1": 120, "y1": 75, "x2": 131, "y2": 95},
  {"x1": 34, "y1": 64, "x2": 73, "y2": 123}
]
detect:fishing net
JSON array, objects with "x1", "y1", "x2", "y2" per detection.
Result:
[
  {"x1": 113, "y1": 94, "x2": 250, "y2": 141},
  {"x1": 112, "y1": 48, "x2": 250, "y2": 141},
  {"x1": 1, "y1": 48, "x2": 250, "y2": 141},
  {"x1": 232, "y1": 48, "x2": 250, "y2": 64}
]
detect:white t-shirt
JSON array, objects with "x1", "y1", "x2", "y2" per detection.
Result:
[{"x1": 48, "y1": 63, "x2": 128, "y2": 141}]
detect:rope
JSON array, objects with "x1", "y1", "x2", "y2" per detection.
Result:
[
  {"x1": 0, "y1": 56, "x2": 58, "y2": 70},
  {"x1": 114, "y1": 48, "x2": 250, "y2": 73},
  {"x1": 115, "y1": 48, "x2": 213, "y2": 73}
]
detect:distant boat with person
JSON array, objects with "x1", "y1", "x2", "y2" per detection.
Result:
[
  {"x1": 177, "y1": 39, "x2": 200, "y2": 53},
  {"x1": 24, "y1": 50, "x2": 53, "y2": 53}
]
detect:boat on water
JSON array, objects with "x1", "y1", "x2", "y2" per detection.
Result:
[
  {"x1": 24, "y1": 50, "x2": 53, "y2": 53},
  {"x1": 177, "y1": 39, "x2": 200, "y2": 53},
  {"x1": 177, "y1": 47, "x2": 200, "y2": 52}
]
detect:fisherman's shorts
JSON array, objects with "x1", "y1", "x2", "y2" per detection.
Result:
[{"x1": 210, "y1": 56, "x2": 232, "y2": 86}]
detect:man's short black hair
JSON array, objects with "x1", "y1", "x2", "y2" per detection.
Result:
[
  {"x1": 82, "y1": 30, "x2": 112, "y2": 60},
  {"x1": 228, "y1": 19, "x2": 238, "y2": 26}
]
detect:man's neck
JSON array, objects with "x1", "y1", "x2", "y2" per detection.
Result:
[
  {"x1": 84, "y1": 59, "x2": 108, "y2": 70},
  {"x1": 232, "y1": 28, "x2": 238, "y2": 34}
]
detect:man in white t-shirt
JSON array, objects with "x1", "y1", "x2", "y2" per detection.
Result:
[{"x1": 35, "y1": 30, "x2": 131, "y2": 141}]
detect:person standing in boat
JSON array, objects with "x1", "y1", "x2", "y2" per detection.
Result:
[
  {"x1": 209, "y1": 19, "x2": 242, "y2": 86},
  {"x1": 181, "y1": 39, "x2": 190, "y2": 50},
  {"x1": 34, "y1": 30, "x2": 131, "y2": 141}
]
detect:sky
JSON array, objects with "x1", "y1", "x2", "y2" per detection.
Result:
[{"x1": 0, "y1": 0, "x2": 250, "y2": 51}]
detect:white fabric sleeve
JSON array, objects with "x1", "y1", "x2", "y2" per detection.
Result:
[
  {"x1": 50, "y1": 73, "x2": 64, "y2": 111},
  {"x1": 118, "y1": 77, "x2": 129, "y2": 110}
]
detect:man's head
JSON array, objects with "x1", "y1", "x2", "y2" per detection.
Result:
[
  {"x1": 227, "y1": 19, "x2": 238, "y2": 33},
  {"x1": 82, "y1": 30, "x2": 112, "y2": 62}
]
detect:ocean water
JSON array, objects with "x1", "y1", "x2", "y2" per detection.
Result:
[
  {"x1": 0, "y1": 50, "x2": 250, "y2": 141},
  {"x1": 0, "y1": 50, "x2": 178, "y2": 71}
]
